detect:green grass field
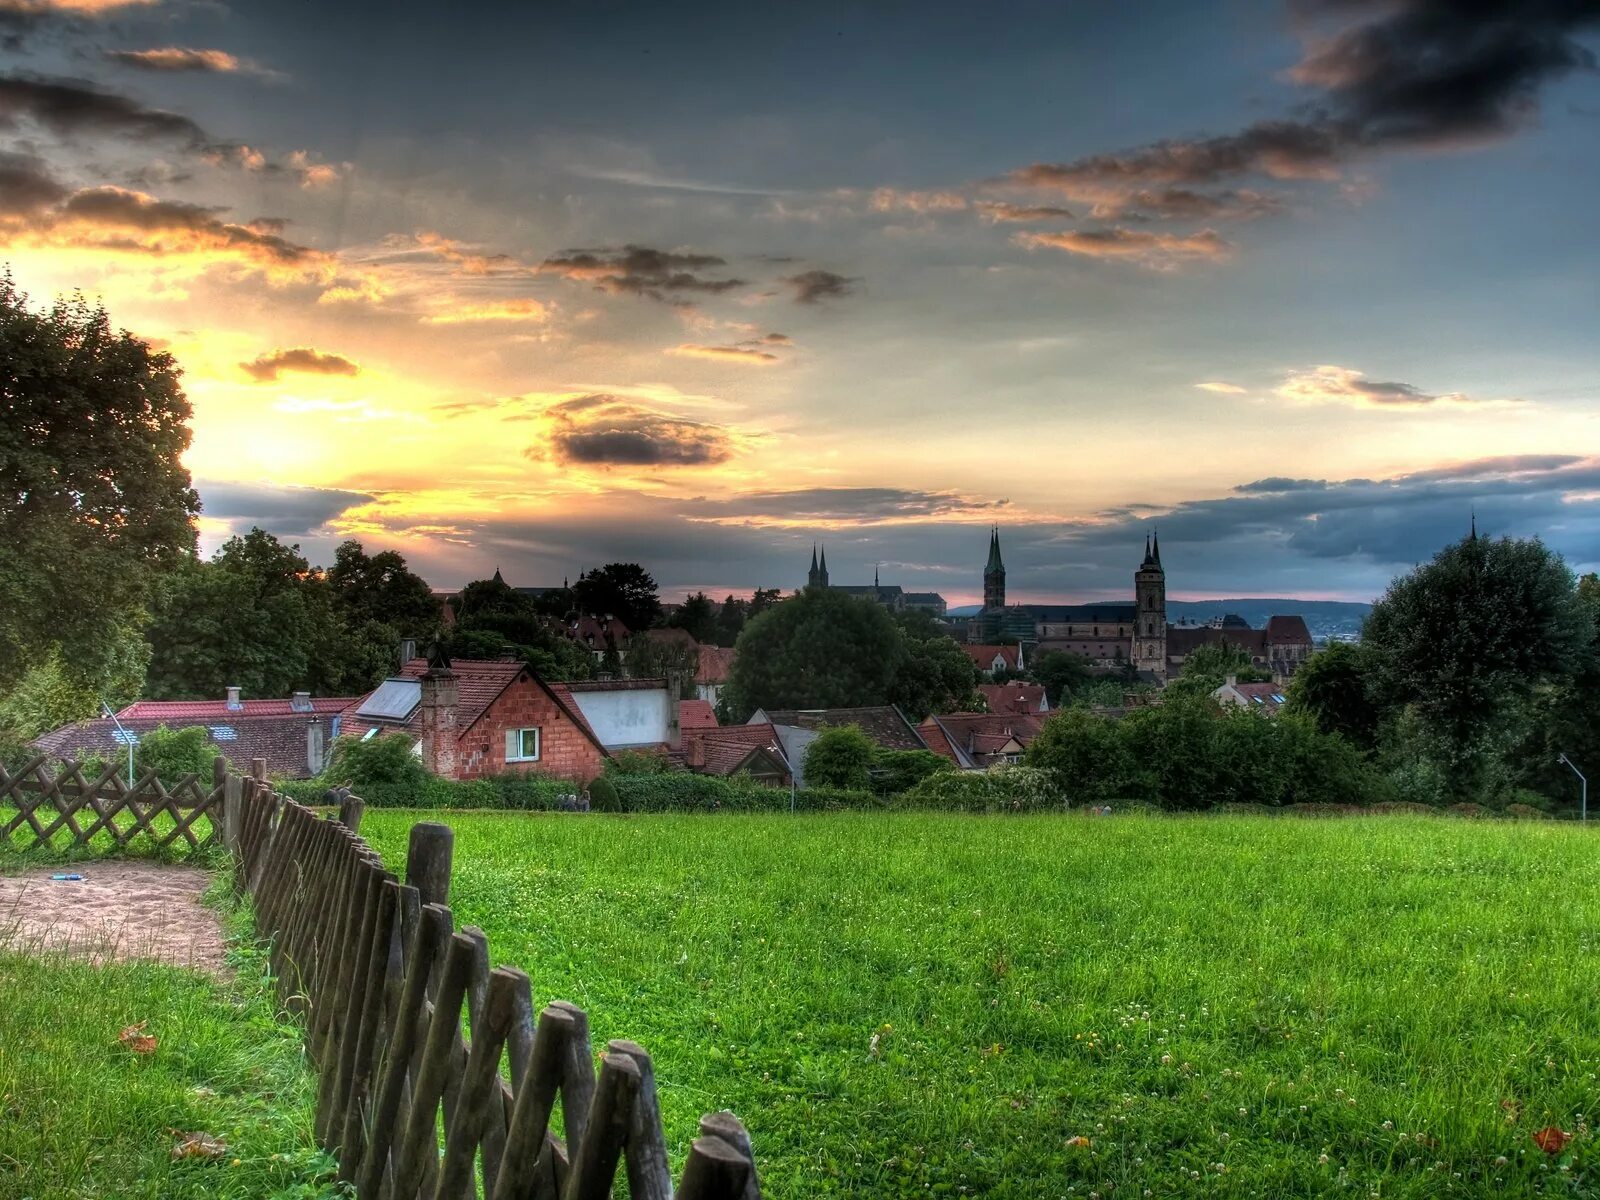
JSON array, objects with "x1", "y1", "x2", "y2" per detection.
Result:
[
  {"x1": 0, "y1": 875, "x2": 337, "y2": 1200},
  {"x1": 361, "y1": 810, "x2": 1600, "y2": 1198}
]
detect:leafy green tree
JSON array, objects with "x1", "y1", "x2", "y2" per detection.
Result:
[
  {"x1": 622, "y1": 632, "x2": 699, "y2": 697},
  {"x1": 1284, "y1": 641, "x2": 1378, "y2": 750},
  {"x1": 0, "y1": 275, "x2": 197, "y2": 699},
  {"x1": 327, "y1": 540, "x2": 439, "y2": 635},
  {"x1": 1363, "y1": 533, "x2": 1593, "y2": 795},
  {"x1": 1031, "y1": 650, "x2": 1094, "y2": 707},
  {"x1": 324, "y1": 731, "x2": 428, "y2": 788},
  {"x1": 872, "y1": 747, "x2": 955, "y2": 794},
  {"x1": 572, "y1": 563, "x2": 661, "y2": 632},
  {"x1": 1027, "y1": 707, "x2": 1132, "y2": 802},
  {"x1": 1163, "y1": 642, "x2": 1272, "y2": 701},
  {"x1": 136, "y1": 725, "x2": 216, "y2": 783},
  {"x1": 0, "y1": 637, "x2": 147, "y2": 739},
  {"x1": 446, "y1": 573, "x2": 594, "y2": 680},
  {"x1": 668, "y1": 592, "x2": 718, "y2": 644},
  {"x1": 804, "y1": 724, "x2": 877, "y2": 790},
  {"x1": 723, "y1": 589, "x2": 905, "y2": 718}
]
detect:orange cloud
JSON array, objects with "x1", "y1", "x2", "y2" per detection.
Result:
[
  {"x1": 670, "y1": 343, "x2": 781, "y2": 365},
  {"x1": 3, "y1": 0, "x2": 157, "y2": 10},
  {"x1": 525, "y1": 393, "x2": 752, "y2": 469},
  {"x1": 869, "y1": 188, "x2": 969, "y2": 214},
  {"x1": 1195, "y1": 381, "x2": 1248, "y2": 395},
  {"x1": 975, "y1": 201, "x2": 1075, "y2": 223},
  {"x1": 1014, "y1": 227, "x2": 1232, "y2": 269},
  {"x1": 1275, "y1": 365, "x2": 1504, "y2": 409},
  {"x1": 422, "y1": 297, "x2": 551, "y2": 324},
  {"x1": 104, "y1": 48, "x2": 248, "y2": 73},
  {"x1": 240, "y1": 346, "x2": 360, "y2": 382}
]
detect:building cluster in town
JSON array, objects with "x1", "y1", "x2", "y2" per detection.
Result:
[{"x1": 35, "y1": 529, "x2": 1315, "y2": 789}]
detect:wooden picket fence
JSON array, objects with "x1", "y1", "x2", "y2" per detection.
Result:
[
  {"x1": 225, "y1": 758, "x2": 761, "y2": 1199},
  {"x1": 0, "y1": 755, "x2": 221, "y2": 855}
]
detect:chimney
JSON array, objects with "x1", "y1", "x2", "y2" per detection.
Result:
[
  {"x1": 664, "y1": 670, "x2": 684, "y2": 749},
  {"x1": 290, "y1": 690, "x2": 312, "y2": 713},
  {"x1": 417, "y1": 664, "x2": 459, "y2": 778},
  {"x1": 686, "y1": 735, "x2": 705, "y2": 769},
  {"x1": 1224, "y1": 674, "x2": 1237, "y2": 689},
  {"x1": 398, "y1": 638, "x2": 418, "y2": 669},
  {"x1": 225, "y1": 686, "x2": 242, "y2": 711},
  {"x1": 306, "y1": 719, "x2": 326, "y2": 775}
]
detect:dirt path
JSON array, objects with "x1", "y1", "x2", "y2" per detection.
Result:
[{"x1": 0, "y1": 861, "x2": 228, "y2": 977}]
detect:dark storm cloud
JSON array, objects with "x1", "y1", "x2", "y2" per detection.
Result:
[
  {"x1": 239, "y1": 347, "x2": 361, "y2": 382},
  {"x1": 0, "y1": 74, "x2": 207, "y2": 145},
  {"x1": 538, "y1": 244, "x2": 744, "y2": 301},
  {"x1": 1009, "y1": 1, "x2": 1600, "y2": 197},
  {"x1": 783, "y1": 268, "x2": 856, "y2": 303},
  {"x1": 0, "y1": 148, "x2": 66, "y2": 213},
  {"x1": 1090, "y1": 188, "x2": 1287, "y2": 222},
  {"x1": 197, "y1": 480, "x2": 375, "y2": 536},
  {"x1": 529, "y1": 394, "x2": 739, "y2": 468}
]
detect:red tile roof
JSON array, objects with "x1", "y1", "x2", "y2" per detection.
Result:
[
  {"x1": 697, "y1": 644, "x2": 736, "y2": 684},
  {"x1": 1217, "y1": 680, "x2": 1289, "y2": 713},
  {"x1": 34, "y1": 713, "x2": 337, "y2": 780},
  {"x1": 1265, "y1": 615, "x2": 1313, "y2": 645},
  {"x1": 679, "y1": 699, "x2": 718, "y2": 731},
  {"x1": 118, "y1": 696, "x2": 357, "y2": 720},
  {"x1": 927, "y1": 712, "x2": 1046, "y2": 765},
  {"x1": 342, "y1": 657, "x2": 527, "y2": 739},
  {"x1": 979, "y1": 682, "x2": 1047, "y2": 715},
  {"x1": 962, "y1": 644, "x2": 1021, "y2": 672},
  {"x1": 685, "y1": 722, "x2": 789, "y2": 777},
  {"x1": 757, "y1": 706, "x2": 929, "y2": 752}
]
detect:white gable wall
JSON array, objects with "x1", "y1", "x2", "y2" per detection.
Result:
[{"x1": 569, "y1": 687, "x2": 672, "y2": 748}]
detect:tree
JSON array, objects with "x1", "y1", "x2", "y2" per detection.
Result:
[
  {"x1": 715, "y1": 595, "x2": 747, "y2": 647},
  {"x1": 0, "y1": 637, "x2": 147, "y2": 739},
  {"x1": 1284, "y1": 641, "x2": 1378, "y2": 750},
  {"x1": 1363, "y1": 533, "x2": 1593, "y2": 795},
  {"x1": 1027, "y1": 707, "x2": 1132, "y2": 802},
  {"x1": 622, "y1": 632, "x2": 699, "y2": 697},
  {"x1": 1031, "y1": 650, "x2": 1094, "y2": 707},
  {"x1": 136, "y1": 725, "x2": 216, "y2": 783},
  {"x1": 0, "y1": 275, "x2": 197, "y2": 699},
  {"x1": 446, "y1": 573, "x2": 594, "y2": 680},
  {"x1": 668, "y1": 592, "x2": 718, "y2": 644},
  {"x1": 892, "y1": 631, "x2": 982, "y2": 720},
  {"x1": 804, "y1": 724, "x2": 877, "y2": 790},
  {"x1": 327, "y1": 540, "x2": 439, "y2": 636},
  {"x1": 723, "y1": 589, "x2": 905, "y2": 718},
  {"x1": 1163, "y1": 641, "x2": 1271, "y2": 702},
  {"x1": 572, "y1": 563, "x2": 661, "y2": 633}
]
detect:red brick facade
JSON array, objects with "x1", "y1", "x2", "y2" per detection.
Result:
[{"x1": 454, "y1": 673, "x2": 607, "y2": 784}]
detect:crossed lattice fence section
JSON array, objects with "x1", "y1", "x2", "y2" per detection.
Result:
[
  {"x1": 228, "y1": 766, "x2": 761, "y2": 1199},
  {"x1": 0, "y1": 756, "x2": 220, "y2": 855}
]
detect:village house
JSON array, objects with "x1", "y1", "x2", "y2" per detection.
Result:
[
  {"x1": 962, "y1": 644, "x2": 1024, "y2": 677},
  {"x1": 1210, "y1": 675, "x2": 1290, "y2": 715},
  {"x1": 34, "y1": 710, "x2": 341, "y2": 780},
  {"x1": 342, "y1": 653, "x2": 687, "y2": 784},
  {"x1": 979, "y1": 681, "x2": 1049, "y2": 715}
]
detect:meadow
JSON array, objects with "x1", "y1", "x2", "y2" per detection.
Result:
[{"x1": 361, "y1": 810, "x2": 1600, "y2": 1198}]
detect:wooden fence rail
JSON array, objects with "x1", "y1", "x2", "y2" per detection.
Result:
[
  {"x1": 0, "y1": 755, "x2": 221, "y2": 854},
  {"x1": 224, "y1": 757, "x2": 762, "y2": 1199}
]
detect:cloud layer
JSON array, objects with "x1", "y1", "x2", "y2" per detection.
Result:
[{"x1": 240, "y1": 347, "x2": 361, "y2": 382}]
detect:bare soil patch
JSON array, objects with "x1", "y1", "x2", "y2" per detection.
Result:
[{"x1": 0, "y1": 861, "x2": 227, "y2": 976}]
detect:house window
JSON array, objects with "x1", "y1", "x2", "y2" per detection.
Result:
[{"x1": 505, "y1": 727, "x2": 541, "y2": 762}]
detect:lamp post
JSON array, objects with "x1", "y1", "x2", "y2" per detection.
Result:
[
  {"x1": 100, "y1": 700, "x2": 135, "y2": 782},
  {"x1": 1559, "y1": 753, "x2": 1587, "y2": 823}
]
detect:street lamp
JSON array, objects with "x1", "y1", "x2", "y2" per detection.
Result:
[{"x1": 1558, "y1": 753, "x2": 1587, "y2": 823}]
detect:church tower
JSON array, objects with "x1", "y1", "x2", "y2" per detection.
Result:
[
  {"x1": 808, "y1": 543, "x2": 830, "y2": 590},
  {"x1": 1133, "y1": 531, "x2": 1168, "y2": 680},
  {"x1": 983, "y1": 526, "x2": 1006, "y2": 610}
]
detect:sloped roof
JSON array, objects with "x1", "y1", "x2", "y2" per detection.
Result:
[
  {"x1": 1166, "y1": 625, "x2": 1268, "y2": 657},
  {"x1": 343, "y1": 657, "x2": 528, "y2": 737},
  {"x1": 1217, "y1": 681, "x2": 1289, "y2": 713},
  {"x1": 688, "y1": 722, "x2": 789, "y2": 777},
  {"x1": 1265, "y1": 615, "x2": 1313, "y2": 645},
  {"x1": 979, "y1": 682, "x2": 1047, "y2": 715},
  {"x1": 917, "y1": 717, "x2": 973, "y2": 769},
  {"x1": 679, "y1": 699, "x2": 718, "y2": 731},
  {"x1": 118, "y1": 695, "x2": 357, "y2": 720},
  {"x1": 929, "y1": 712, "x2": 1046, "y2": 755},
  {"x1": 696, "y1": 644, "x2": 736, "y2": 684},
  {"x1": 33, "y1": 713, "x2": 337, "y2": 780},
  {"x1": 756, "y1": 706, "x2": 928, "y2": 752},
  {"x1": 962, "y1": 644, "x2": 1020, "y2": 671}
]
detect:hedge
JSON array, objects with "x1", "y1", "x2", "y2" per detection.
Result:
[
  {"x1": 607, "y1": 772, "x2": 881, "y2": 813},
  {"x1": 893, "y1": 766, "x2": 1065, "y2": 813},
  {"x1": 278, "y1": 772, "x2": 582, "y2": 811}
]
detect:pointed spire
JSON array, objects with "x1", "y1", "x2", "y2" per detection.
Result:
[
  {"x1": 810, "y1": 542, "x2": 818, "y2": 573},
  {"x1": 985, "y1": 525, "x2": 1005, "y2": 574},
  {"x1": 820, "y1": 544, "x2": 827, "y2": 572},
  {"x1": 1469, "y1": 509, "x2": 1478, "y2": 542},
  {"x1": 492, "y1": 566, "x2": 505, "y2": 585},
  {"x1": 874, "y1": 562, "x2": 880, "y2": 588},
  {"x1": 1152, "y1": 526, "x2": 1161, "y2": 564}
]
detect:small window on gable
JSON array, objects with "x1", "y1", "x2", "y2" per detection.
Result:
[{"x1": 506, "y1": 727, "x2": 541, "y2": 762}]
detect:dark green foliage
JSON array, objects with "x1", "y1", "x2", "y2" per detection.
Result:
[
  {"x1": 323, "y1": 731, "x2": 429, "y2": 789},
  {"x1": 134, "y1": 725, "x2": 215, "y2": 783},
  {"x1": 1284, "y1": 640, "x2": 1379, "y2": 749},
  {"x1": 280, "y1": 771, "x2": 581, "y2": 811},
  {"x1": 445, "y1": 573, "x2": 594, "y2": 680},
  {"x1": 724, "y1": 588, "x2": 905, "y2": 717},
  {"x1": 607, "y1": 773, "x2": 879, "y2": 813},
  {"x1": 1028, "y1": 698, "x2": 1389, "y2": 810},
  {"x1": 1163, "y1": 642, "x2": 1272, "y2": 701},
  {"x1": 893, "y1": 765, "x2": 1060, "y2": 812},
  {"x1": 1030, "y1": 649, "x2": 1094, "y2": 707},
  {"x1": 327, "y1": 539, "x2": 438, "y2": 636},
  {"x1": 1363, "y1": 533, "x2": 1593, "y2": 797},
  {"x1": 870, "y1": 748, "x2": 955, "y2": 795},
  {"x1": 804, "y1": 724, "x2": 877, "y2": 790},
  {"x1": 668, "y1": 592, "x2": 718, "y2": 644},
  {"x1": 621, "y1": 633, "x2": 698, "y2": 695},
  {"x1": 572, "y1": 563, "x2": 661, "y2": 632},
  {"x1": 587, "y1": 775, "x2": 622, "y2": 812},
  {"x1": 0, "y1": 276, "x2": 196, "y2": 704},
  {"x1": 892, "y1": 613, "x2": 982, "y2": 719},
  {"x1": 605, "y1": 748, "x2": 672, "y2": 775}
]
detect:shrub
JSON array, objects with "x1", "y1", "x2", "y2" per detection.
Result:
[
  {"x1": 607, "y1": 772, "x2": 879, "y2": 813},
  {"x1": 804, "y1": 725, "x2": 876, "y2": 790},
  {"x1": 896, "y1": 766, "x2": 1062, "y2": 813},
  {"x1": 605, "y1": 748, "x2": 671, "y2": 776},
  {"x1": 588, "y1": 776, "x2": 622, "y2": 812},
  {"x1": 279, "y1": 771, "x2": 582, "y2": 811},
  {"x1": 324, "y1": 732, "x2": 429, "y2": 789},
  {"x1": 871, "y1": 748, "x2": 954, "y2": 795},
  {"x1": 135, "y1": 724, "x2": 215, "y2": 783}
]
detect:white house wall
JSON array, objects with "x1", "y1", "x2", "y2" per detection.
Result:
[{"x1": 569, "y1": 688, "x2": 672, "y2": 748}]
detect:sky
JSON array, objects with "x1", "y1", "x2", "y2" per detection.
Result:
[{"x1": 2, "y1": 0, "x2": 1598, "y2": 606}]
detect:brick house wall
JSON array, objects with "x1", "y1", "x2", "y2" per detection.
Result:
[{"x1": 454, "y1": 673, "x2": 607, "y2": 783}]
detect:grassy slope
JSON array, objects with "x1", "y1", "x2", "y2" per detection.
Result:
[
  {"x1": 0, "y1": 875, "x2": 338, "y2": 1200},
  {"x1": 362, "y1": 810, "x2": 1600, "y2": 1198}
]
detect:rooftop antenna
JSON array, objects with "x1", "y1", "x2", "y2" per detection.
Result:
[{"x1": 100, "y1": 699, "x2": 136, "y2": 782}]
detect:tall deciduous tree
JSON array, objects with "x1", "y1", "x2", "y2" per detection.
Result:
[
  {"x1": 723, "y1": 589, "x2": 905, "y2": 717},
  {"x1": 0, "y1": 275, "x2": 197, "y2": 700},
  {"x1": 1284, "y1": 641, "x2": 1378, "y2": 750},
  {"x1": 327, "y1": 540, "x2": 439, "y2": 635},
  {"x1": 572, "y1": 563, "x2": 661, "y2": 633},
  {"x1": 1030, "y1": 649, "x2": 1094, "y2": 707},
  {"x1": 668, "y1": 592, "x2": 718, "y2": 644},
  {"x1": 1362, "y1": 533, "x2": 1592, "y2": 793},
  {"x1": 446, "y1": 572, "x2": 594, "y2": 680}
]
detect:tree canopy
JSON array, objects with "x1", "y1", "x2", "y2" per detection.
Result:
[
  {"x1": 723, "y1": 588, "x2": 906, "y2": 716},
  {"x1": 572, "y1": 563, "x2": 661, "y2": 632}
]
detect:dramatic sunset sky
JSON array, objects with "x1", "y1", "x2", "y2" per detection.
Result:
[{"x1": 3, "y1": 0, "x2": 1597, "y2": 604}]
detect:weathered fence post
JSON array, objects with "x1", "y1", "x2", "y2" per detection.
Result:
[
  {"x1": 337, "y1": 792, "x2": 365, "y2": 835},
  {"x1": 406, "y1": 821, "x2": 453, "y2": 907}
]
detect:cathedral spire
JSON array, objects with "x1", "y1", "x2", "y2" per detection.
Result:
[
  {"x1": 1470, "y1": 510, "x2": 1478, "y2": 542},
  {"x1": 1152, "y1": 527, "x2": 1161, "y2": 564}
]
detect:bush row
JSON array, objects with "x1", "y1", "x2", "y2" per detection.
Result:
[{"x1": 278, "y1": 773, "x2": 582, "y2": 811}]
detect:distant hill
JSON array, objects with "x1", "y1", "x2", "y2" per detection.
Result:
[{"x1": 945, "y1": 599, "x2": 1370, "y2": 643}]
